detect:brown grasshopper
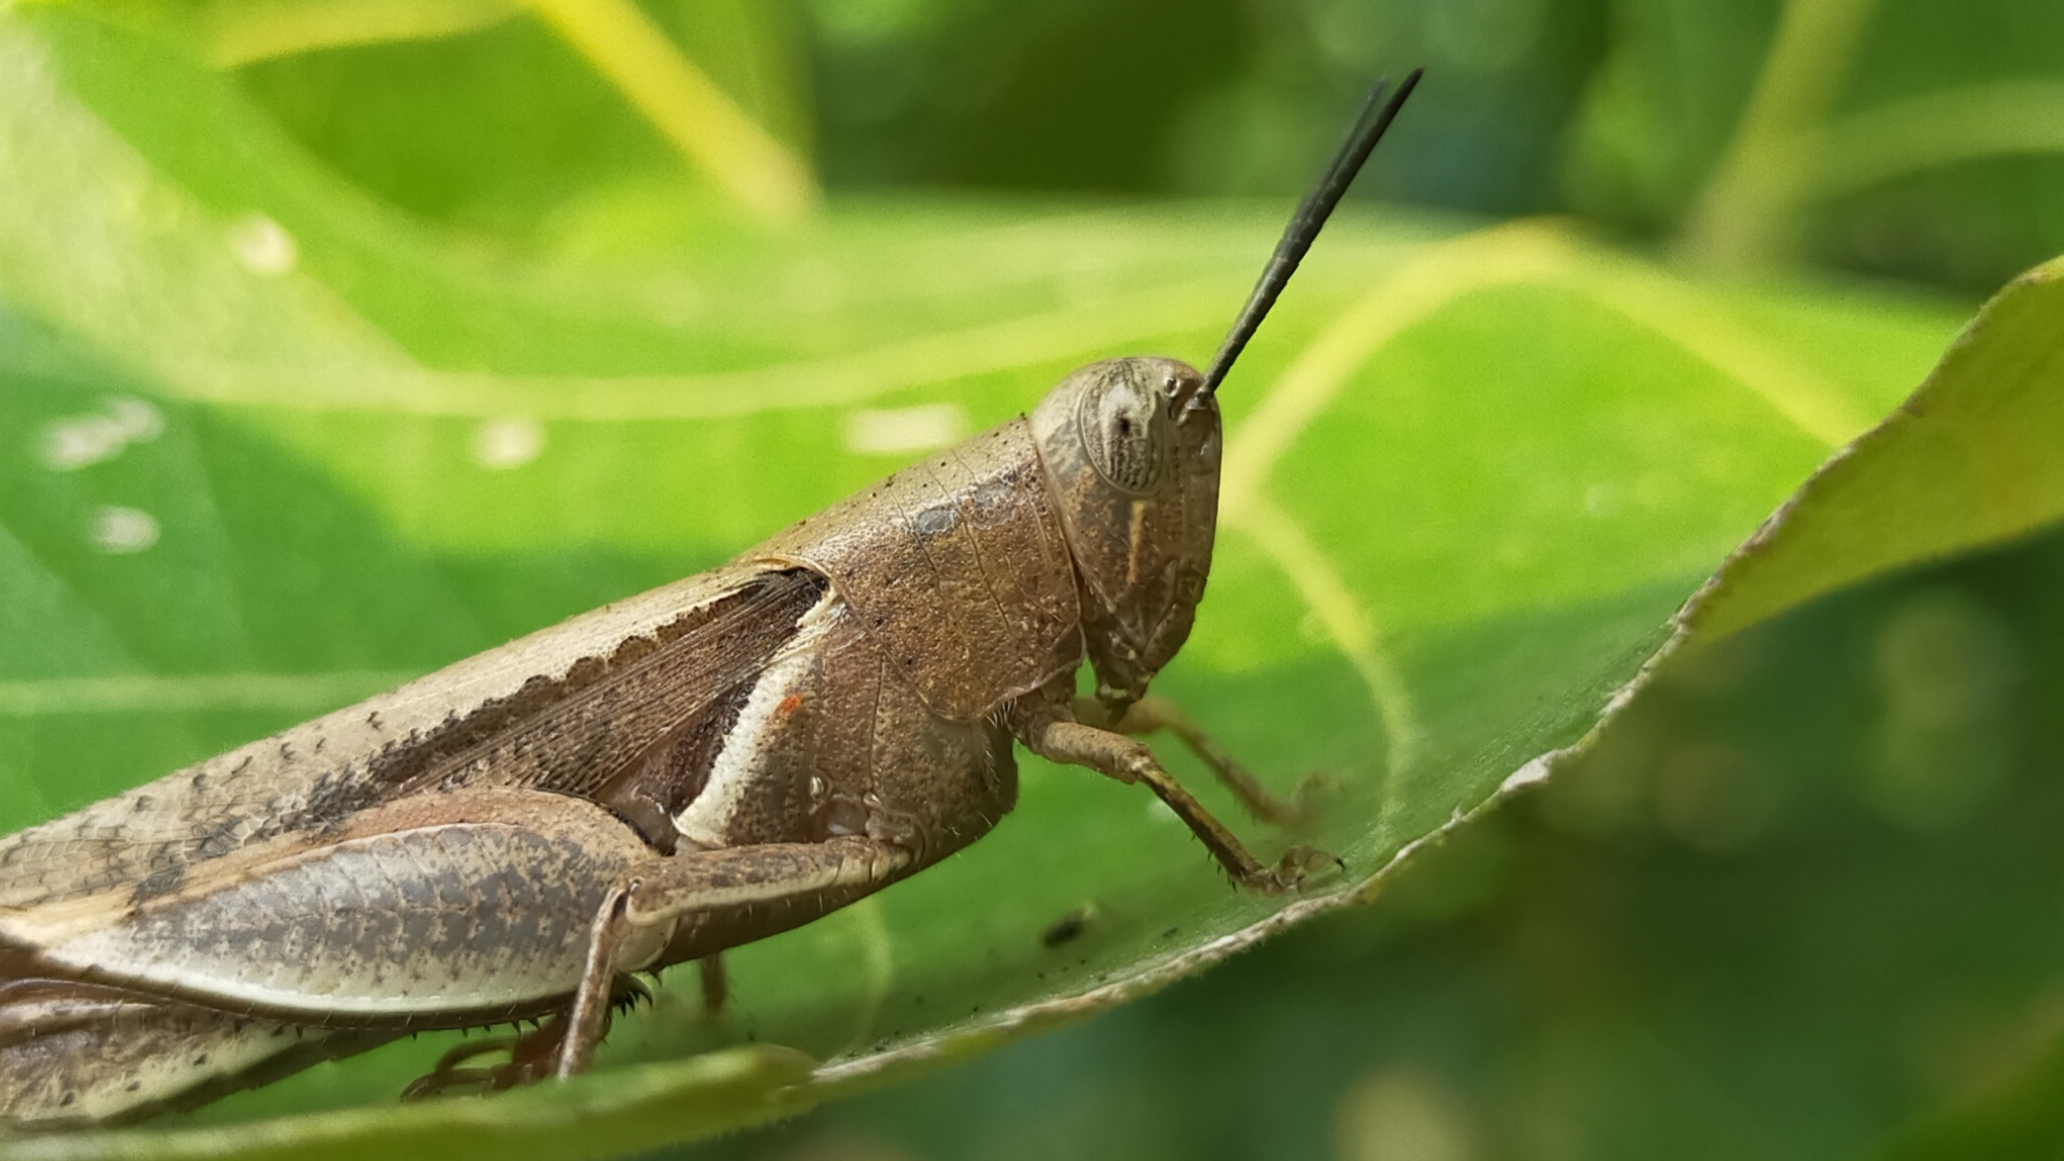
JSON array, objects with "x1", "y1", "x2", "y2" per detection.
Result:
[{"x1": 0, "y1": 73, "x2": 1421, "y2": 1129}]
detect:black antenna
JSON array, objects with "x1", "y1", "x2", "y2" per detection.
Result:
[{"x1": 1202, "y1": 68, "x2": 1423, "y2": 394}]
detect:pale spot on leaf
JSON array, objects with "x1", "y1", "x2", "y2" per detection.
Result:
[
  {"x1": 88, "y1": 506, "x2": 159, "y2": 554},
  {"x1": 40, "y1": 396, "x2": 164, "y2": 470},
  {"x1": 844, "y1": 404, "x2": 968, "y2": 455},
  {"x1": 226, "y1": 212, "x2": 297, "y2": 276},
  {"x1": 473, "y1": 417, "x2": 546, "y2": 469},
  {"x1": 42, "y1": 416, "x2": 126, "y2": 471}
]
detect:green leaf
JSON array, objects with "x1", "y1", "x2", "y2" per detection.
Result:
[
  {"x1": 0, "y1": 7, "x2": 2055, "y2": 1159},
  {"x1": 1683, "y1": 254, "x2": 2064, "y2": 641},
  {"x1": 1566, "y1": 0, "x2": 2064, "y2": 286}
]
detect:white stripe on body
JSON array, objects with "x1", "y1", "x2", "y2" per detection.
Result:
[{"x1": 673, "y1": 593, "x2": 842, "y2": 849}]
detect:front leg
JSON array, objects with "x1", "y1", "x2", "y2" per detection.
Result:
[
  {"x1": 1073, "y1": 694, "x2": 1315, "y2": 826},
  {"x1": 1019, "y1": 716, "x2": 1327, "y2": 894},
  {"x1": 556, "y1": 837, "x2": 913, "y2": 1077}
]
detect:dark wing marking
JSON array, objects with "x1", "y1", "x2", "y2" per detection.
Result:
[
  {"x1": 588, "y1": 681, "x2": 757, "y2": 851},
  {"x1": 382, "y1": 567, "x2": 827, "y2": 807}
]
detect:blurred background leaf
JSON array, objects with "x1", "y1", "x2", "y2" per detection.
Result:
[{"x1": 2, "y1": 0, "x2": 2063, "y2": 1158}]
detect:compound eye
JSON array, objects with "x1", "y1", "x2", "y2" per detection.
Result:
[{"x1": 1078, "y1": 371, "x2": 1172, "y2": 494}]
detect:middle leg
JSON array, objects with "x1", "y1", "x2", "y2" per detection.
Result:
[
  {"x1": 1073, "y1": 694, "x2": 1316, "y2": 826},
  {"x1": 1022, "y1": 718, "x2": 1330, "y2": 893}
]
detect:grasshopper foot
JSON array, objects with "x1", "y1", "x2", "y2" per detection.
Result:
[
  {"x1": 402, "y1": 1022, "x2": 566, "y2": 1100},
  {"x1": 1256, "y1": 844, "x2": 1342, "y2": 892},
  {"x1": 1223, "y1": 844, "x2": 1334, "y2": 893},
  {"x1": 401, "y1": 980, "x2": 650, "y2": 1100}
]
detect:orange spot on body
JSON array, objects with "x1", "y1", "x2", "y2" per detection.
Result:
[{"x1": 778, "y1": 693, "x2": 803, "y2": 716}]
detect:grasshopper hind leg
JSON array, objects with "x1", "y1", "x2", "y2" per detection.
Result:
[
  {"x1": 0, "y1": 975, "x2": 391, "y2": 1129},
  {"x1": 412, "y1": 837, "x2": 913, "y2": 1095},
  {"x1": 553, "y1": 837, "x2": 913, "y2": 1079}
]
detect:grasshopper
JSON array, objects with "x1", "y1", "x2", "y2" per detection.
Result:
[{"x1": 0, "y1": 73, "x2": 1421, "y2": 1129}]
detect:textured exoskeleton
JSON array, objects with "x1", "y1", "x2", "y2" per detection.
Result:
[
  {"x1": 0, "y1": 69, "x2": 1421, "y2": 1129},
  {"x1": 0, "y1": 359, "x2": 1314, "y2": 1127}
]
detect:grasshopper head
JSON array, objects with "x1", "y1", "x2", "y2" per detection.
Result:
[
  {"x1": 1026, "y1": 73, "x2": 1422, "y2": 710},
  {"x1": 1031, "y1": 356, "x2": 1220, "y2": 709}
]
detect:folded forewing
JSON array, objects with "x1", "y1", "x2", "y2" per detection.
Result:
[{"x1": 0, "y1": 563, "x2": 828, "y2": 916}]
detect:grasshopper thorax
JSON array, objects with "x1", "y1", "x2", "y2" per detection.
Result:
[{"x1": 1030, "y1": 356, "x2": 1220, "y2": 711}]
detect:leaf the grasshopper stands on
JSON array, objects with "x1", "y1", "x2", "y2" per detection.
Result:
[{"x1": 3, "y1": 8, "x2": 2059, "y2": 1160}]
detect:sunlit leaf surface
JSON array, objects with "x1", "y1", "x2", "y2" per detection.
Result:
[{"x1": 3, "y1": 8, "x2": 2054, "y2": 1160}]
